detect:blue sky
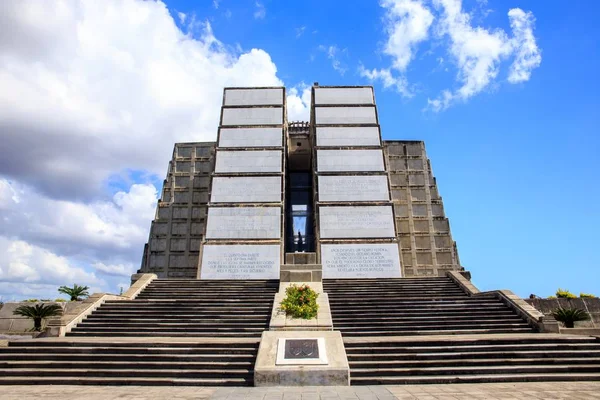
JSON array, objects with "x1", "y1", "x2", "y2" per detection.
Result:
[
  {"x1": 165, "y1": 0, "x2": 599, "y2": 296},
  {"x1": 0, "y1": 0, "x2": 598, "y2": 300}
]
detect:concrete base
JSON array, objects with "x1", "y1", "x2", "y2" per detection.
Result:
[
  {"x1": 254, "y1": 330, "x2": 349, "y2": 386},
  {"x1": 269, "y1": 283, "x2": 333, "y2": 331}
]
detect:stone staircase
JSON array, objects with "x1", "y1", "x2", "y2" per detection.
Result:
[
  {"x1": 0, "y1": 279, "x2": 278, "y2": 386},
  {"x1": 324, "y1": 277, "x2": 533, "y2": 336},
  {"x1": 323, "y1": 277, "x2": 600, "y2": 384},
  {"x1": 68, "y1": 279, "x2": 278, "y2": 338}
]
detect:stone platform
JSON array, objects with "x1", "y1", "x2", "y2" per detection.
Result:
[{"x1": 2, "y1": 382, "x2": 600, "y2": 399}]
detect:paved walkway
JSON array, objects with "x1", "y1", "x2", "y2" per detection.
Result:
[{"x1": 1, "y1": 382, "x2": 600, "y2": 400}]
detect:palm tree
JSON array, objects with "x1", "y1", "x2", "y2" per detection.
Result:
[
  {"x1": 552, "y1": 307, "x2": 591, "y2": 328},
  {"x1": 13, "y1": 303, "x2": 63, "y2": 332},
  {"x1": 58, "y1": 284, "x2": 90, "y2": 301}
]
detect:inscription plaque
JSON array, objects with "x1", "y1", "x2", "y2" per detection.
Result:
[
  {"x1": 315, "y1": 106, "x2": 376, "y2": 124},
  {"x1": 219, "y1": 127, "x2": 283, "y2": 148},
  {"x1": 205, "y1": 207, "x2": 281, "y2": 239},
  {"x1": 316, "y1": 126, "x2": 380, "y2": 147},
  {"x1": 201, "y1": 244, "x2": 280, "y2": 280},
  {"x1": 319, "y1": 175, "x2": 389, "y2": 202},
  {"x1": 211, "y1": 176, "x2": 281, "y2": 203},
  {"x1": 275, "y1": 338, "x2": 328, "y2": 365},
  {"x1": 317, "y1": 149, "x2": 385, "y2": 172},
  {"x1": 321, "y1": 244, "x2": 402, "y2": 279},
  {"x1": 285, "y1": 340, "x2": 319, "y2": 359},
  {"x1": 215, "y1": 150, "x2": 282, "y2": 173},
  {"x1": 319, "y1": 206, "x2": 396, "y2": 238},
  {"x1": 222, "y1": 107, "x2": 283, "y2": 126},
  {"x1": 314, "y1": 87, "x2": 374, "y2": 105},
  {"x1": 224, "y1": 88, "x2": 283, "y2": 106}
]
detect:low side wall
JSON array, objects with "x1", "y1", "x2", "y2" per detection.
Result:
[
  {"x1": 0, "y1": 302, "x2": 75, "y2": 333},
  {"x1": 526, "y1": 298, "x2": 600, "y2": 328}
]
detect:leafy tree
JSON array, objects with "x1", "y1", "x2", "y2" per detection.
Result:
[
  {"x1": 58, "y1": 284, "x2": 90, "y2": 301},
  {"x1": 13, "y1": 303, "x2": 63, "y2": 332},
  {"x1": 552, "y1": 307, "x2": 590, "y2": 328}
]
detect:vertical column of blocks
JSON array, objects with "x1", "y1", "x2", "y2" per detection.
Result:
[
  {"x1": 312, "y1": 86, "x2": 402, "y2": 279},
  {"x1": 199, "y1": 87, "x2": 286, "y2": 280},
  {"x1": 140, "y1": 142, "x2": 215, "y2": 278},
  {"x1": 384, "y1": 141, "x2": 462, "y2": 277}
]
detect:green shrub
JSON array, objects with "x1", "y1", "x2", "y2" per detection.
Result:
[
  {"x1": 552, "y1": 307, "x2": 590, "y2": 328},
  {"x1": 547, "y1": 296, "x2": 557, "y2": 299},
  {"x1": 280, "y1": 284, "x2": 319, "y2": 319},
  {"x1": 556, "y1": 288, "x2": 577, "y2": 299},
  {"x1": 58, "y1": 284, "x2": 90, "y2": 301},
  {"x1": 580, "y1": 293, "x2": 596, "y2": 298},
  {"x1": 54, "y1": 298, "x2": 67, "y2": 302},
  {"x1": 24, "y1": 299, "x2": 39, "y2": 302},
  {"x1": 13, "y1": 303, "x2": 63, "y2": 331}
]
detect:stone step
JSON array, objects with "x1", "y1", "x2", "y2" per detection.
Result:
[
  {"x1": 335, "y1": 322, "x2": 532, "y2": 331},
  {"x1": 349, "y1": 364, "x2": 600, "y2": 377},
  {"x1": 343, "y1": 336, "x2": 600, "y2": 347},
  {"x1": 333, "y1": 315, "x2": 523, "y2": 323},
  {"x1": 66, "y1": 332, "x2": 264, "y2": 337},
  {"x1": 349, "y1": 357, "x2": 600, "y2": 369},
  {"x1": 350, "y1": 373, "x2": 600, "y2": 385},
  {"x1": 0, "y1": 360, "x2": 255, "y2": 369},
  {"x1": 0, "y1": 353, "x2": 256, "y2": 361},
  {"x1": 332, "y1": 310, "x2": 517, "y2": 318},
  {"x1": 0, "y1": 376, "x2": 252, "y2": 386},
  {"x1": 69, "y1": 326, "x2": 267, "y2": 333},
  {"x1": 347, "y1": 350, "x2": 600, "y2": 361},
  {"x1": 0, "y1": 368, "x2": 253, "y2": 379},
  {"x1": 83, "y1": 314, "x2": 270, "y2": 320},
  {"x1": 339, "y1": 328, "x2": 535, "y2": 336},
  {"x1": 76, "y1": 322, "x2": 270, "y2": 328},
  {"x1": 332, "y1": 319, "x2": 528, "y2": 328}
]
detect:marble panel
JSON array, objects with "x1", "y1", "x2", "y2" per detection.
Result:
[
  {"x1": 318, "y1": 175, "x2": 389, "y2": 202},
  {"x1": 211, "y1": 176, "x2": 282, "y2": 203},
  {"x1": 317, "y1": 149, "x2": 384, "y2": 172},
  {"x1": 315, "y1": 107, "x2": 376, "y2": 124},
  {"x1": 201, "y1": 244, "x2": 280, "y2": 279},
  {"x1": 222, "y1": 107, "x2": 283, "y2": 126},
  {"x1": 205, "y1": 207, "x2": 281, "y2": 239},
  {"x1": 219, "y1": 127, "x2": 283, "y2": 148},
  {"x1": 314, "y1": 87, "x2": 374, "y2": 105},
  {"x1": 224, "y1": 88, "x2": 284, "y2": 106},
  {"x1": 215, "y1": 150, "x2": 282, "y2": 173},
  {"x1": 319, "y1": 206, "x2": 396, "y2": 238},
  {"x1": 316, "y1": 126, "x2": 380, "y2": 147},
  {"x1": 321, "y1": 243, "x2": 402, "y2": 278}
]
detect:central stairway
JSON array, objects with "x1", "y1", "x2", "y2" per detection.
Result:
[
  {"x1": 323, "y1": 277, "x2": 600, "y2": 384},
  {"x1": 0, "y1": 279, "x2": 278, "y2": 386}
]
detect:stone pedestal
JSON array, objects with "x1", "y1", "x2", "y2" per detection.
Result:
[{"x1": 254, "y1": 330, "x2": 349, "y2": 386}]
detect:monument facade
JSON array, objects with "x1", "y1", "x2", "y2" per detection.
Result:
[{"x1": 139, "y1": 85, "x2": 462, "y2": 279}]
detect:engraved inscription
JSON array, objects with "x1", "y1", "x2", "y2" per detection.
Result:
[
  {"x1": 211, "y1": 176, "x2": 281, "y2": 203},
  {"x1": 319, "y1": 175, "x2": 389, "y2": 202},
  {"x1": 321, "y1": 244, "x2": 402, "y2": 279},
  {"x1": 205, "y1": 207, "x2": 281, "y2": 239},
  {"x1": 319, "y1": 206, "x2": 395, "y2": 238},
  {"x1": 284, "y1": 340, "x2": 320, "y2": 359},
  {"x1": 317, "y1": 149, "x2": 385, "y2": 172},
  {"x1": 201, "y1": 244, "x2": 280, "y2": 279}
]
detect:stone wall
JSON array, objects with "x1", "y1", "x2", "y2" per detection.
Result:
[
  {"x1": 383, "y1": 141, "x2": 462, "y2": 277},
  {"x1": 526, "y1": 298, "x2": 600, "y2": 328},
  {"x1": 139, "y1": 142, "x2": 215, "y2": 278}
]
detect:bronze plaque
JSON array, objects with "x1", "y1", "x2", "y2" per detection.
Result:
[{"x1": 284, "y1": 339, "x2": 320, "y2": 359}]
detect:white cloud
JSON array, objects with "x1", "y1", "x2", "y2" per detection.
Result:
[
  {"x1": 381, "y1": 0, "x2": 435, "y2": 71},
  {"x1": 358, "y1": 66, "x2": 411, "y2": 97},
  {"x1": 254, "y1": 2, "x2": 266, "y2": 19},
  {"x1": 427, "y1": 0, "x2": 540, "y2": 111},
  {"x1": 296, "y1": 26, "x2": 306, "y2": 38},
  {"x1": 360, "y1": 0, "x2": 433, "y2": 96},
  {"x1": 0, "y1": 0, "x2": 309, "y2": 299},
  {"x1": 287, "y1": 84, "x2": 311, "y2": 121},
  {"x1": 319, "y1": 45, "x2": 347, "y2": 76},
  {"x1": 0, "y1": 236, "x2": 104, "y2": 300},
  {"x1": 213, "y1": 0, "x2": 220, "y2": 9},
  {"x1": 507, "y1": 8, "x2": 542, "y2": 83},
  {"x1": 0, "y1": 0, "x2": 288, "y2": 201}
]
